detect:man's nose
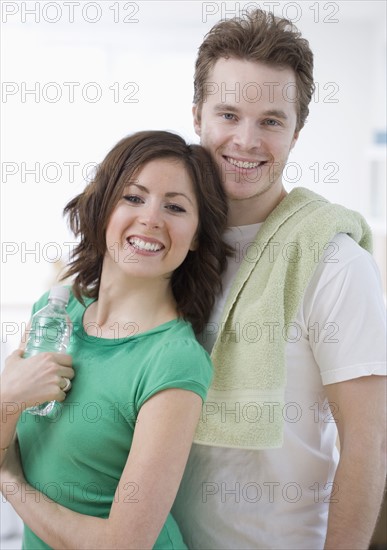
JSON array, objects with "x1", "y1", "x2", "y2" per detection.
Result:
[{"x1": 233, "y1": 121, "x2": 262, "y2": 151}]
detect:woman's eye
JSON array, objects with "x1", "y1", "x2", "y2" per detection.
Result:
[
  {"x1": 166, "y1": 204, "x2": 186, "y2": 213},
  {"x1": 123, "y1": 195, "x2": 143, "y2": 204}
]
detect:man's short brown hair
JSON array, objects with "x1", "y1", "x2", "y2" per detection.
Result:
[{"x1": 194, "y1": 9, "x2": 315, "y2": 132}]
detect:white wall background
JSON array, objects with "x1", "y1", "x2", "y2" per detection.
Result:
[
  {"x1": 1, "y1": 0, "x2": 386, "y2": 343},
  {"x1": 0, "y1": 2, "x2": 386, "y2": 545}
]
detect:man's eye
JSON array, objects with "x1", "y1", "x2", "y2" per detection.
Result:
[
  {"x1": 265, "y1": 119, "x2": 280, "y2": 126},
  {"x1": 123, "y1": 195, "x2": 143, "y2": 204},
  {"x1": 222, "y1": 113, "x2": 235, "y2": 120}
]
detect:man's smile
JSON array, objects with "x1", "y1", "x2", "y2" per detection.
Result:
[{"x1": 223, "y1": 155, "x2": 268, "y2": 170}]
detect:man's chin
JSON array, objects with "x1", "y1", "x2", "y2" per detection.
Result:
[{"x1": 225, "y1": 180, "x2": 273, "y2": 202}]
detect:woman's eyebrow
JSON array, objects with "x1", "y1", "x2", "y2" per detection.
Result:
[
  {"x1": 165, "y1": 191, "x2": 195, "y2": 205},
  {"x1": 126, "y1": 183, "x2": 195, "y2": 206}
]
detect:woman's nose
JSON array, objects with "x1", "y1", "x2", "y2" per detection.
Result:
[{"x1": 138, "y1": 204, "x2": 165, "y2": 229}]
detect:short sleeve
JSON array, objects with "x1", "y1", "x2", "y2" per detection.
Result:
[
  {"x1": 303, "y1": 234, "x2": 386, "y2": 385},
  {"x1": 136, "y1": 337, "x2": 213, "y2": 409},
  {"x1": 30, "y1": 291, "x2": 50, "y2": 315}
]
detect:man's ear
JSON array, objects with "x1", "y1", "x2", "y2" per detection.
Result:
[
  {"x1": 192, "y1": 104, "x2": 202, "y2": 137},
  {"x1": 290, "y1": 130, "x2": 299, "y2": 150}
]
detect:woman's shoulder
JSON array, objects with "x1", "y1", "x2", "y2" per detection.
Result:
[
  {"x1": 147, "y1": 319, "x2": 213, "y2": 377},
  {"x1": 137, "y1": 319, "x2": 214, "y2": 408},
  {"x1": 151, "y1": 319, "x2": 209, "y2": 356}
]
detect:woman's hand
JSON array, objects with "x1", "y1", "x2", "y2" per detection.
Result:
[
  {"x1": 1, "y1": 347, "x2": 74, "y2": 466},
  {"x1": 1, "y1": 349, "x2": 74, "y2": 411}
]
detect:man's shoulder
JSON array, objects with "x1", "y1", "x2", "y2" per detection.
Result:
[
  {"x1": 321, "y1": 232, "x2": 373, "y2": 263},
  {"x1": 305, "y1": 232, "x2": 382, "y2": 302}
]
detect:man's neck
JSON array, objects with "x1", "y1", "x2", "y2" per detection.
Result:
[{"x1": 228, "y1": 186, "x2": 288, "y2": 226}]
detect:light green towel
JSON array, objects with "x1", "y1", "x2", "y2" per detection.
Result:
[{"x1": 194, "y1": 187, "x2": 372, "y2": 450}]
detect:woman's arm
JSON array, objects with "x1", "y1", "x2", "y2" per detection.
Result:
[
  {"x1": 1, "y1": 349, "x2": 74, "y2": 466},
  {"x1": 2, "y1": 387, "x2": 203, "y2": 549}
]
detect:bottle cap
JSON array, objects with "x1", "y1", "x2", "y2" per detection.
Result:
[{"x1": 49, "y1": 285, "x2": 70, "y2": 305}]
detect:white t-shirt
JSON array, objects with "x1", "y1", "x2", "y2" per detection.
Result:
[{"x1": 173, "y1": 227, "x2": 386, "y2": 550}]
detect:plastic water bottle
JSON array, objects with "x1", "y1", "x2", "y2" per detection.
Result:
[{"x1": 24, "y1": 286, "x2": 72, "y2": 416}]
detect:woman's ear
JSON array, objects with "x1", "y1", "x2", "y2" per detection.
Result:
[{"x1": 189, "y1": 234, "x2": 198, "y2": 252}]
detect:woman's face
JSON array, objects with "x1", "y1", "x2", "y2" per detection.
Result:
[{"x1": 104, "y1": 157, "x2": 199, "y2": 283}]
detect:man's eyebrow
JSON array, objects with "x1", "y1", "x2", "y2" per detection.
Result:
[
  {"x1": 213, "y1": 103, "x2": 239, "y2": 113},
  {"x1": 125, "y1": 183, "x2": 195, "y2": 205},
  {"x1": 263, "y1": 109, "x2": 288, "y2": 120}
]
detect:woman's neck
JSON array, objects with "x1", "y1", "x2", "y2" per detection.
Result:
[{"x1": 83, "y1": 274, "x2": 178, "y2": 338}]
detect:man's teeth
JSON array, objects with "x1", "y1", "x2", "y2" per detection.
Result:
[
  {"x1": 128, "y1": 237, "x2": 163, "y2": 252},
  {"x1": 226, "y1": 157, "x2": 261, "y2": 169}
]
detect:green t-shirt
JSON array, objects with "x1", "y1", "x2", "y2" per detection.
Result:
[{"x1": 17, "y1": 290, "x2": 213, "y2": 549}]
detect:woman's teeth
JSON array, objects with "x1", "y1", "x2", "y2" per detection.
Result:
[{"x1": 128, "y1": 237, "x2": 163, "y2": 252}]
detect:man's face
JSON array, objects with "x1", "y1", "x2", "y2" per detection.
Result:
[{"x1": 193, "y1": 57, "x2": 299, "y2": 222}]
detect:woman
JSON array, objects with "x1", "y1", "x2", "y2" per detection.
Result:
[{"x1": 0, "y1": 130, "x2": 229, "y2": 549}]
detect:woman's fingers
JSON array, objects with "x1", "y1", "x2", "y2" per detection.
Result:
[
  {"x1": 51, "y1": 352, "x2": 73, "y2": 368},
  {"x1": 59, "y1": 366, "x2": 75, "y2": 381},
  {"x1": 2, "y1": 349, "x2": 75, "y2": 408}
]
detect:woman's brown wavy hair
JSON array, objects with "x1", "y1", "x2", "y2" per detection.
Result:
[{"x1": 62, "y1": 130, "x2": 231, "y2": 333}]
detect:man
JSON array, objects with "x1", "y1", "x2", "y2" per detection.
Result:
[{"x1": 172, "y1": 9, "x2": 386, "y2": 550}]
